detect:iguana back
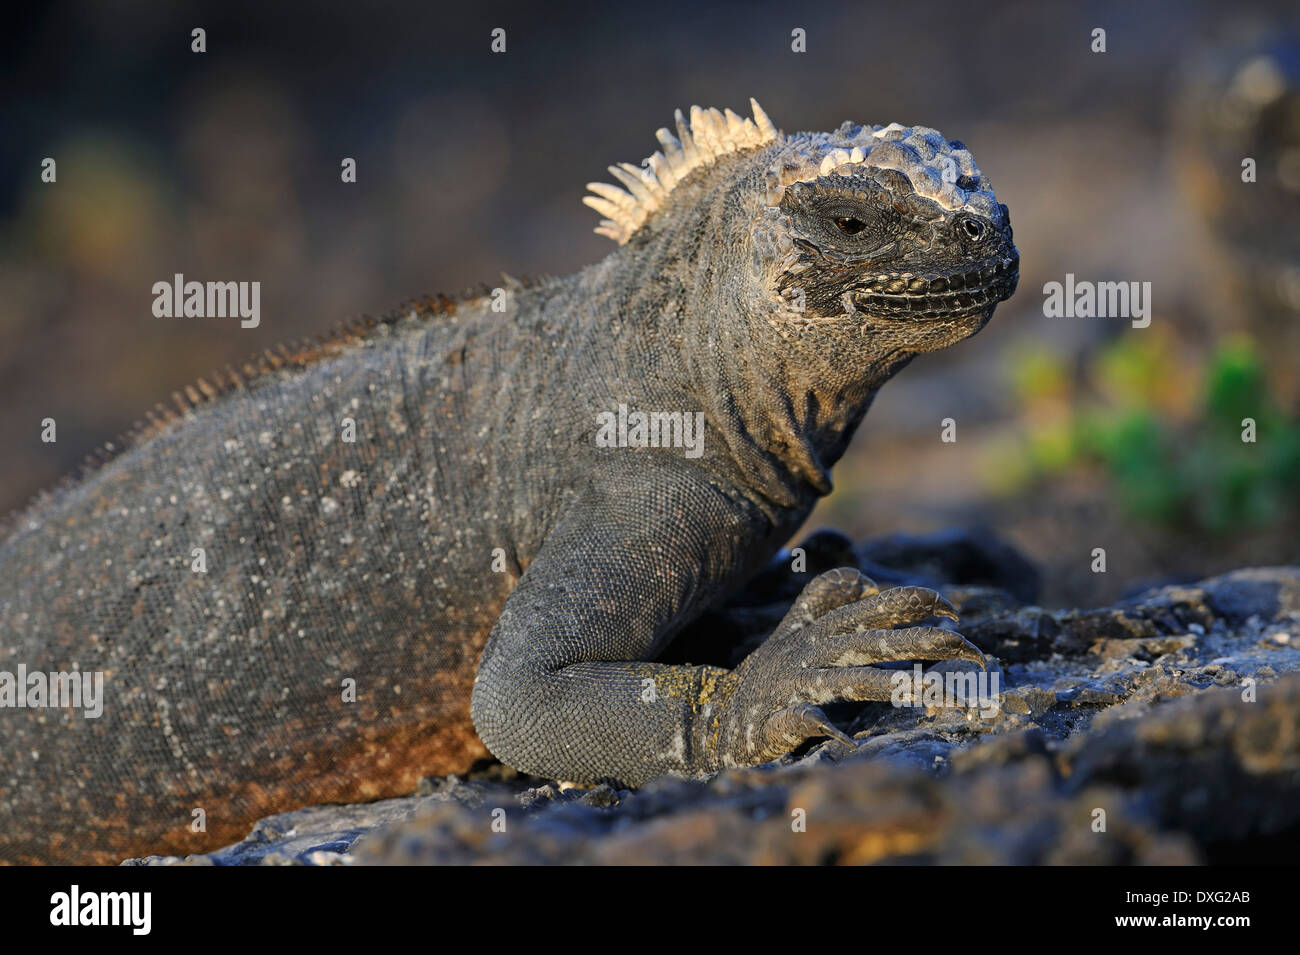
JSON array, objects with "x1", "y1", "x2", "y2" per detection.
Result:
[{"x1": 0, "y1": 288, "x2": 580, "y2": 862}]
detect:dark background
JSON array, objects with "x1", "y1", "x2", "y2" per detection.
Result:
[{"x1": 2, "y1": 0, "x2": 1297, "y2": 605}]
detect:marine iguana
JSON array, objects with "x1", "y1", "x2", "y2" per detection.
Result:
[{"x1": 0, "y1": 101, "x2": 1018, "y2": 863}]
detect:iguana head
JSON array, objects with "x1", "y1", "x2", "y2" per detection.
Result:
[
  {"x1": 584, "y1": 102, "x2": 1019, "y2": 497},
  {"x1": 585, "y1": 100, "x2": 1018, "y2": 361}
]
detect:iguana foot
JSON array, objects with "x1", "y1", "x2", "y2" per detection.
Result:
[{"x1": 712, "y1": 567, "x2": 985, "y2": 768}]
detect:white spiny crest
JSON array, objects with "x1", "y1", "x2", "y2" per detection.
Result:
[{"x1": 584, "y1": 99, "x2": 781, "y2": 244}]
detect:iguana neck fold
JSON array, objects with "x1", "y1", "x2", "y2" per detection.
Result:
[{"x1": 576, "y1": 158, "x2": 902, "y2": 511}]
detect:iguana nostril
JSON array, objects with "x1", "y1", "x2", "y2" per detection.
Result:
[{"x1": 961, "y1": 218, "x2": 984, "y2": 240}]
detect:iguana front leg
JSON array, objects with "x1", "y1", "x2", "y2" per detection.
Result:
[
  {"x1": 707, "y1": 567, "x2": 984, "y2": 768},
  {"x1": 470, "y1": 476, "x2": 983, "y2": 787}
]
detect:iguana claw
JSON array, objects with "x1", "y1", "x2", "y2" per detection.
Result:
[
  {"x1": 767, "y1": 702, "x2": 857, "y2": 751},
  {"x1": 712, "y1": 568, "x2": 985, "y2": 767}
]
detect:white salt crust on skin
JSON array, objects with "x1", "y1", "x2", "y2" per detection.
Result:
[{"x1": 584, "y1": 100, "x2": 1002, "y2": 244}]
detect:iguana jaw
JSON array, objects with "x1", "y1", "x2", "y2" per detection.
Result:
[{"x1": 844, "y1": 252, "x2": 1020, "y2": 321}]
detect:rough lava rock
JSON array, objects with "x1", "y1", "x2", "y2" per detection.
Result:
[{"x1": 128, "y1": 530, "x2": 1300, "y2": 865}]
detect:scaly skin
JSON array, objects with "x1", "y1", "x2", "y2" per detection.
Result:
[{"x1": 0, "y1": 102, "x2": 1017, "y2": 863}]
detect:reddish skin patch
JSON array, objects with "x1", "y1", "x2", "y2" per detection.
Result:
[{"x1": 8, "y1": 700, "x2": 490, "y2": 866}]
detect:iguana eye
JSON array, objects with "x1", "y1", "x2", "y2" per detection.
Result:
[
  {"x1": 834, "y1": 217, "x2": 868, "y2": 236},
  {"x1": 955, "y1": 215, "x2": 985, "y2": 241}
]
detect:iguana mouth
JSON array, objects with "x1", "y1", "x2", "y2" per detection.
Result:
[{"x1": 850, "y1": 254, "x2": 1019, "y2": 319}]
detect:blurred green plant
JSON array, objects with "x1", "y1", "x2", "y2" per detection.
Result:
[{"x1": 989, "y1": 334, "x2": 1300, "y2": 533}]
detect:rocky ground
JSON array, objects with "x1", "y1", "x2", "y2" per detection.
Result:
[{"x1": 128, "y1": 529, "x2": 1300, "y2": 865}]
